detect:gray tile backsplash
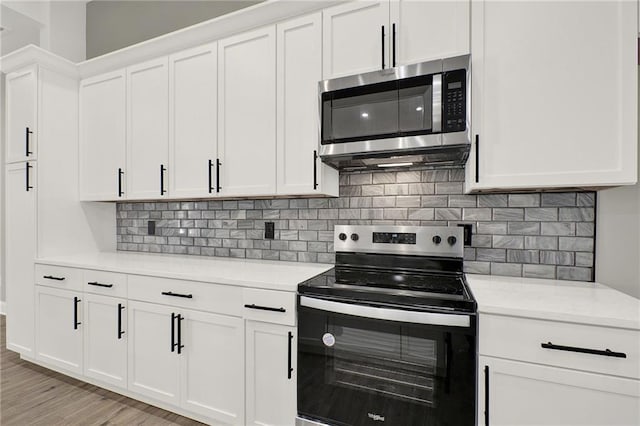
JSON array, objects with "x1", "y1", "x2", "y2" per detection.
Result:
[{"x1": 117, "y1": 167, "x2": 596, "y2": 281}]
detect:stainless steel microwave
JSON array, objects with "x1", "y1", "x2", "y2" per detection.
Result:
[{"x1": 319, "y1": 55, "x2": 470, "y2": 170}]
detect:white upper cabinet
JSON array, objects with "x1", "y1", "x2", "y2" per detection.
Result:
[
  {"x1": 323, "y1": 1, "x2": 470, "y2": 79},
  {"x1": 127, "y1": 57, "x2": 170, "y2": 199},
  {"x1": 276, "y1": 13, "x2": 339, "y2": 197},
  {"x1": 390, "y1": 0, "x2": 470, "y2": 66},
  {"x1": 169, "y1": 43, "x2": 218, "y2": 199},
  {"x1": 6, "y1": 65, "x2": 38, "y2": 163},
  {"x1": 80, "y1": 70, "x2": 127, "y2": 201},
  {"x1": 466, "y1": 0, "x2": 638, "y2": 192},
  {"x1": 5, "y1": 162, "x2": 36, "y2": 357},
  {"x1": 218, "y1": 26, "x2": 277, "y2": 197},
  {"x1": 323, "y1": 1, "x2": 390, "y2": 79}
]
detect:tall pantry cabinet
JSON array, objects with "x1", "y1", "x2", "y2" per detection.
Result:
[{"x1": 2, "y1": 47, "x2": 115, "y2": 359}]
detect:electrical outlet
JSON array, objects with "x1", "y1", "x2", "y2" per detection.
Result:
[
  {"x1": 457, "y1": 223, "x2": 473, "y2": 246},
  {"x1": 148, "y1": 220, "x2": 156, "y2": 236},
  {"x1": 265, "y1": 222, "x2": 275, "y2": 239}
]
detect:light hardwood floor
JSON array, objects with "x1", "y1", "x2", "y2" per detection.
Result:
[{"x1": 0, "y1": 315, "x2": 205, "y2": 425}]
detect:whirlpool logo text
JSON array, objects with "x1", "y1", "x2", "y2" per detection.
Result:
[{"x1": 367, "y1": 413, "x2": 385, "y2": 422}]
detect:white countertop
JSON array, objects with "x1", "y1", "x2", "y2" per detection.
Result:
[
  {"x1": 467, "y1": 274, "x2": 640, "y2": 330},
  {"x1": 36, "y1": 252, "x2": 333, "y2": 292}
]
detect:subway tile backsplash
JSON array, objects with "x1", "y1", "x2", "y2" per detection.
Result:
[{"x1": 117, "y1": 168, "x2": 596, "y2": 281}]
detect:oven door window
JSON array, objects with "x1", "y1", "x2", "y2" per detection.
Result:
[{"x1": 298, "y1": 305, "x2": 476, "y2": 426}]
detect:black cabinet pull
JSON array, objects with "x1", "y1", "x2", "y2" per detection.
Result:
[
  {"x1": 73, "y1": 296, "x2": 81, "y2": 330},
  {"x1": 484, "y1": 365, "x2": 489, "y2": 426},
  {"x1": 541, "y1": 342, "x2": 627, "y2": 358},
  {"x1": 244, "y1": 304, "x2": 286, "y2": 313},
  {"x1": 25, "y1": 127, "x2": 33, "y2": 156},
  {"x1": 160, "y1": 164, "x2": 167, "y2": 195},
  {"x1": 392, "y1": 23, "x2": 397, "y2": 67},
  {"x1": 475, "y1": 135, "x2": 480, "y2": 183},
  {"x1": 177, "y1": 314, "x2": 184, "y2": 354},
  {"x1": 87, "y1": 281, "x2": 113, "y2": 288},
  {"x1": 216, "y1": 158, "x2": 222, "y2": 193},
  {"x1": 117, "y1": 303, "x2": 125, "y2": 339},
  {"x1": 162, "y1": 291, "x2": 193, "y2": 299},
  {"x1": 43, "y1": 275, "x2": 65, "y2": 281},
  {"x1": 118, "y1": 168, "x2": 124, "y2": 197},
  {"x1": 313, "y1": 150, "x2": 318, "y2": 190},
  {"x1": 171, "y1": 312, "x2": 177, "y2": 352},
  {"x1": 208, "y1": 159, "x2": 214, "y2": 194},
  {"x1": 26, "y1": 162, "x2": 33, "y2": 192},
  {"x1": 287, "y1": 331, "x2": 293, "y2": 379},
  {"x1": 381, "y1": 25, "x2": 386, "y2": 69}
]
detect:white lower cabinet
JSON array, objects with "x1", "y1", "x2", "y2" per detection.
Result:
[
  {"x1": 35, "y1": 285, "x2": 83, "y2": 374},
  {"x1": 83, "y1": 293, "x2": 127, "y2": 388},
  {"x1": 246, "y1": 321, "x2": 297, "y2": 426},
  {"x1": 128, "y1": 301, "x2": 181, "y2": 404},
  {"x1": 479, "y1": 356, "x2": 640, "y2": 426},
  {"x1": 128, "y1": 300, "x2": 244, "y2": 424}
]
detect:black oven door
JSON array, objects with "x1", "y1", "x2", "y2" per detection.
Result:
[{"x1": 297, "y1": 296, "x2": 476, "y2": 426}]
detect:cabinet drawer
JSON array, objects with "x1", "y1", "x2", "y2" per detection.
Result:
[
  {"x1": 83, "y1": 270, "x2": 127, "y2": 298},
  {"x1": 242, "y1": 288, "x2": 296, "y2": 326},
  {"x1": 127, "y1": 275, "x2": 242, "y2": 317},
  {"x1": 35, "y1": 264, "x2": 83, "y2": 291},
  {"x1": 480, "y1": 314, "x2": 640, "y2": 379}
]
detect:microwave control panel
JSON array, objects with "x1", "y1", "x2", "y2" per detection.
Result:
[{"x1": 443, "y1": 69, "x2": 467, "y2": 133}]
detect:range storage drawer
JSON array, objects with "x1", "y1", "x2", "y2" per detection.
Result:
[
  {"x1": 83, "y1": 270, "x2": 127, "y2": 298},
  {"x1": 479, "y1": 314, "x2": 640, "y2": 379},
  {"x1": 35, "y1": 264, "x2": 83, "y2": 291},
  {"x1": 127, "y1": 274, "x2": 242, "y2": 316},
  {"x1": 242, "y1": 288, "x2": 296, "y2": 326}
]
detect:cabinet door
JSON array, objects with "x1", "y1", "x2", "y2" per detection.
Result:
[
  {"x1": 128, "y1": 301, "x2": 180, "y2": 405},
  {"x1": 246, "y1": 321, "x2": 296, "y2": 426},
  {"x1": 218, "y1": 27, "x2": 276, "y2": 196},
  {"x1": 127, "y1": 57, "x2": 169, "y2": 200},
  {"x1": 83, "y1": 294, "x2": 127, "y2": 389},
  {"x1": 79, "y1": 70, "x2": 127, "y2": 201},
  {"x1": 323, "y1": 1, "x2": 390, "y2": 79},
  {"x1": 5, "y1": 162, "x2": 36, "y2": 357},
  {"x1": 6, "y1": 66, "x2": 37, "y2": 163},
  {"x1": 180, "y1": 310, "x2": 244, "y2": 424},
  {"x1": 169, "y1": 43, "x2": 218, "y2": 199},
  {"x1": 467, "y1": 1, "x2": 638, "y2": 192},
  {"x1": 35, "y1": 286, "x2": 83, "y2": 374},
  {"x1": 276, "y1": 13, "x2": 339, "y2": 197},
  {"x1": 479, "y1": 356, "x2": 640, "y2": 426},
  {"x1": 390, "y1": 0, "x2": 469, "y2": 66}
]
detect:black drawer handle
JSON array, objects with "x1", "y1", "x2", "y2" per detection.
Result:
[
  {"x1": 287, "y1": 331, "x2": 293, "y2": 379},
  {"x1": 26, "y1": 127, "x2": 33, "y2": 156},
  {"x1": 541, "y1": 342, "x2": 627, "y2": 358},
  {"x1": 43, "y1": 275, "x2": 65, "y2": 281},
  {"x1": 118, "y1": 168, "x2": 124, "y2": 197},
  {"x1": 73, "y1": 296, "x2": 81, "y2": 329},
  {"x1": 244, "y1": 304, "x2": 286, "y2": 313},
  {"x1": 162, "y1": 291, "x2": 193, "y2": 299},
  {"x1": 313, "y1": 150, "x2": 318, "y2": 190},
  {"x1": 87, "y1": 281, "x2": 114, "y2": 288},
  {"x1": 26, "y1": 162, "x2": 34, "y2": 192},
  {"x1": 208, "y1": 159, "x2": 214, "y2": 194},
  {"x1": 216, "y1": 158, "x2": 222, "y2": 193},
  {"x1": 117, "y1": 303, "x2": 125, "y2": 339},
  {"x1": 160, "y1": 164, "x2": 167, "y2": 195}
]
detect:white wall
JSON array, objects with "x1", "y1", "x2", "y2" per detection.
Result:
[
  {"x1": 2, "y1": 1, "x2": 86, "y2": 62},
  {"x1": 595, "y1": 71, "x2": 640, "y2": 299}
]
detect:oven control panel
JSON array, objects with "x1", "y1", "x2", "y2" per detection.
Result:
[
  {"x1": 335, "y1": 225, "x2": 464, "y2": 257},
  {"x1": 442, "y1": 69, "x2": 467, "y2": 133}
]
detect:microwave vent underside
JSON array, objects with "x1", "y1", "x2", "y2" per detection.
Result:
[{"x1": 321, "y1": 144, "x2": 470, "y2": 171}]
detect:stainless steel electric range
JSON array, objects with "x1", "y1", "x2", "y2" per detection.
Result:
[{"x1": 296, "y1": 225, "x2": 477, "y2": 426}]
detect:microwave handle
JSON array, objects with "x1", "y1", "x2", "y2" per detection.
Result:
[
  {"x1": 299, "y1": 296, "x2": 470, "y2": 328},
  {"x1": 432, "y1": 73, "x2": 442, "y2": 133}
]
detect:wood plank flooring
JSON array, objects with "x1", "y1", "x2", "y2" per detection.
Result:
[{"x1": 0, "y1": 315, "x2": 206, "y2": 425}]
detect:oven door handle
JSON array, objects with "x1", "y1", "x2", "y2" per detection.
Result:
[{"x1": 300, "y1": 296, "x2": 471, "y2": 327}]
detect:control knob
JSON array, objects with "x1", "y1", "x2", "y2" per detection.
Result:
[
  {"x1": 338, "y1": 233, "x2": 347, "y2": 241},
  {"x1": 351, "y1": 233, "x2": 359, "y2": 241},
  {"x1": 447, "y1": 236, "x2": 457, "y2": 246},
  {"x1": 432, "y1": 235, "x2": 442, "y2": 245}
]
